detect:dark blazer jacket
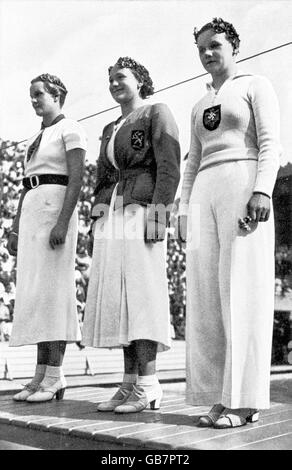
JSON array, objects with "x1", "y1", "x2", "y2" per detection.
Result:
[{"x1": 91, "y1": 103, "x2": 181, "y2": 225}]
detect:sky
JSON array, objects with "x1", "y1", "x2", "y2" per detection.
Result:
[{"x1": 1, "y1": 0, "x2": 292, "y2": 167}]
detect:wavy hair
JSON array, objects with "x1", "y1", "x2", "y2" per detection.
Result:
[
  {"x1": 31, "y1": 73, "x2": 68, "y2": 107},
  {"x1": 109, "y1": 57, "x2": 154, "y2": 99},
  {"x1": 193, "y1": 17, "x2": 240, "y2": 53}
]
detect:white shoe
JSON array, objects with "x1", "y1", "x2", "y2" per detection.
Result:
[
  {"x1": 114, "y1": 383, "x2": 162, "y2": 413},
  {"x1": 26, "y1": 365, "x2": 66, "y2": 403},
  {"x1": 26, "y1": 378, "x2": 67, "y2": 402},
  {"x1": 97, "y1": 384, "x2": 134, "y2": 412},
  {"x1": 13, "y1": 382, "x2": 41, "y2": 402},
  {"x1": 13, "y1": 364, "x2": 46, "y2": 402}
]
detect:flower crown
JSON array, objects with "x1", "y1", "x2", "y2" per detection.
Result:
[
  {"x1": 108, "y1": 56, "x2": 154, "y2": 98},
  {"x1": 193, "y1": 17, "x2": 240, "y2": 51},
  {"x1": 31, "y1": 73, "x2": 68, "y2": 94}
]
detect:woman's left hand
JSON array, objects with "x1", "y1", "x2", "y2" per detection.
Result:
[
  {"x1": 49, "y1": 222, "x2": 69, "y2": 249},
  {"x1": 144, "y1": 220, "x2": 166, "y2": 243},
  {"x1": 247, "y1": 193, "x2": 271, "y2": 222}
]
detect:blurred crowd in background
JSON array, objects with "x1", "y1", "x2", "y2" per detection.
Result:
[
  {"x1": 0, "y1": 139, "x2": 187, "y2": 342},
  {"x1": 1, "y1": 140, "x2": 292, "y2": 361}
]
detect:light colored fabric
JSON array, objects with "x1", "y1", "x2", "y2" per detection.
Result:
[
  {"x1": 82, "y1": 114, "x2": 171, "y2": 352},
  {"x1": 25, "y1": 118, "x2": 87, "y2": 177},
  {"x1": 82, "y1": 200, "x2": 171, "y2": 352},
  {"x1": 10, "y1": 185, "x2": 81, "y2": 346},
  {"x1": 10, "y1": 117, "x2": 87, "y2": 346},
  {"x1": 106, "y1": 118, "x2": 126, "y2": 168},
  {"x1": 180, "y1": 72, "x2": 281, "y2": 215},
  {"x1": 185, "y1": 160, "x2": 274, "y2": 409},
  {"x1": 137, "y1": 374, "x2": 159, "y2": 386}
]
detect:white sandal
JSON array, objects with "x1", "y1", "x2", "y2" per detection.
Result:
[{"x1": 214, "y1": 408, "x2": 259, "y2": 428}]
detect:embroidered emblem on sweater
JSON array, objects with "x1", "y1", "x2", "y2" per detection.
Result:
[
  {"x1": 203, "y1": 105, "x2": 221, "y2": 131},
  {"x1": 131, "y1": 130, "x2": 145, "y2": 150}
]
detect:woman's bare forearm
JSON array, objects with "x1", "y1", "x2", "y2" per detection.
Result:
[
  {"x1": 56, "y1": 148, "x2": 85, "y2": 227},
  {"x1": 56, "y1": 177, "x2": 83, "y2": 227}
]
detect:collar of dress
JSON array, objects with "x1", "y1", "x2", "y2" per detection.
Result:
[{"x1": 206, "y1": 70, "x2": 252, "y2": 91}]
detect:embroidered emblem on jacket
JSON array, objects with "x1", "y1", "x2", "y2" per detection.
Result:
[
  {"x1": 203, "y1": 105, "x2": 221, "y2": 131},
  {"x1": 131, "y1": 130, "x2": 145, "y2": 150}
]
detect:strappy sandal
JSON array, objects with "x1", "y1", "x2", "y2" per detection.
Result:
[
  {"x1": 214, "y1": 408, "x2": 259, "y2": 429},
  {"x1": 198, "y1": 403, "x2": 225, "y2": 427}
]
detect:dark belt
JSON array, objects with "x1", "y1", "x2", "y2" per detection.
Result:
[
  {"x1": 23, "y1": 174, "x2": 69, "y2": 190},
  {"x1": 100, "y1": 167, "x2": 154, "y2": 188},
  {"x1": 119, "y1": 167, "x2": 153, "y2": 179}
]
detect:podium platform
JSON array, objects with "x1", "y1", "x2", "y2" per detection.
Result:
[{"x1": 0, "y1": 377, "x2": 291, "y2": 450}]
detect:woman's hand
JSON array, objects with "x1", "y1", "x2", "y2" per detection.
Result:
[
  {"x1": 144, "y1": 220, "x2": 166, "y2": 243},
  {"x1": 247, "y1": 193, "x2": 271, "y2": 222},
  {"x1": 177, "y1": 215, "x2": 188, "y2": 243},
  {"x1": 49, "y1": 222, "x2": 69, "y2": 249},
  {"x1": 7, "y1": 232, "x2": 18, "y2": 256}
]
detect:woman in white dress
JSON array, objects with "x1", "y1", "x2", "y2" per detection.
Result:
[
  {"x1": 7, "y1": 73, "x2": 87, "y2": 402},
  {"x1": 179, "y1": 18, "x2": 281, "y2": 428},
  {"x1": 82, "y1": 57, "x2": 180, "y2": 413}
]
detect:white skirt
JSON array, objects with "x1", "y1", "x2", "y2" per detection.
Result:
[
  {"x1": 10, "y1": 184, "x2": 81, "y2": 346},
  {"x1": 82, "y1": 188, "x2": 171, "y2": 352}
]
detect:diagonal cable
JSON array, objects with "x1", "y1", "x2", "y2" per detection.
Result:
[{"x1": 1, "y1": 41, "x2": 291, "y2": 152}]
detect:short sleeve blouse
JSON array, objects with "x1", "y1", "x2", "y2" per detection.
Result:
[{"x1": 24, "y1": 118, "x2": 87, "y2": 177}]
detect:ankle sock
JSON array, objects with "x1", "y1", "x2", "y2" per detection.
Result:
[
  {"x1": 40, "y1": 365, "x2": 65, "y2": 387},
  {"x1": 137, "y1": 374, "x2": 159, "y2": 389}
]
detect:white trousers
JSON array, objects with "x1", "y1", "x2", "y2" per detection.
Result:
[{"x1": 186, "y1": 161, "x2": 275, "y2": 409}]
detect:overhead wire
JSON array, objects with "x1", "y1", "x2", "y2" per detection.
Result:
[{"x1": 1, "y1": 40, "x2": 291, "y2": 152}]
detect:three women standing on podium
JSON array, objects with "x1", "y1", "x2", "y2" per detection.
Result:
[{"x1": 8, "y1": 19, "x2": 281, "y2": 424}]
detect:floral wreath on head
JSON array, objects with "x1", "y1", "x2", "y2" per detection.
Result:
[
  {"x1": 31, "y1": 73, "x2": 68, "y2": 106},
  {"x1": 193, "y1": 17, "x2": 240, "y2": 52},
  {"x1": 31, "y1": 73, "x2": 68, "y2": 94},
  {"x1": 108, "y1": 56, "x2": 154, "y2": 99}
]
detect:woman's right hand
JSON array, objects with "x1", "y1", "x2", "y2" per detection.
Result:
[
  {"x1": 7, "y1": 232, "x2": 18, "y2": 256},
  {"x1": 177, "y1": 215, "x2": 188, "y2": 243}
]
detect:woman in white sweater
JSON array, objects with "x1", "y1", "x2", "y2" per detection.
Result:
[{"x1": 179, "y1": 18, "x2": 281, "y2": 428}]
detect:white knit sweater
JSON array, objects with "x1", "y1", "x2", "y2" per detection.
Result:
[{"x1": 180, "y1": 72, "x2": 281, "y2": 215}]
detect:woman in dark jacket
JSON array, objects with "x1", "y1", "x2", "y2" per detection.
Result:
[{"x1": 82, "y1": 57, "x2": 180, "y2": 413}]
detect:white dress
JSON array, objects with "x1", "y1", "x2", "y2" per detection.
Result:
[
  {"x1": 10, "y1": 118, "x2": 87, "y2": 346},
  {"x1": 82, "y1": 120, "x2": 171, "y2": 352}
]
